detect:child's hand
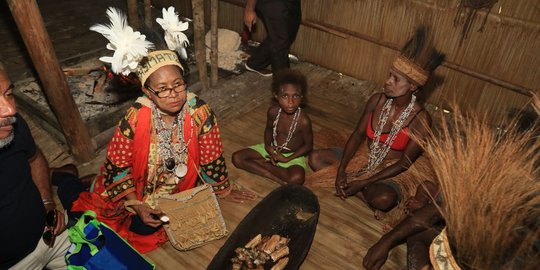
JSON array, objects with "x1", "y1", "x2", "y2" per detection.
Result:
[{"x1": 269, "y1": 148, "x2": 289, "y2": 164}]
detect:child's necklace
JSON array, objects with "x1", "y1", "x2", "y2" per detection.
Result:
[{"x1": 272, "y1": 107, "x2": 301, "y2": 151}]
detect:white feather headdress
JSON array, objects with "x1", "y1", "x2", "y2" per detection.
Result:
[
  {"x1": 156, "y1": 7, "x2": 190, "y2": 60},
  {"x1": 90, "y1": 7, "x2": 154, "y2": 75}
]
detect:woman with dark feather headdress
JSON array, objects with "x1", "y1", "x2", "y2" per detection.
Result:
[
  {"x1": 363, "y1": 102, "x2": 540, "y2": 270},
  {"x1": 307, "y1": 27, "x2": 445, "y2": 227}
]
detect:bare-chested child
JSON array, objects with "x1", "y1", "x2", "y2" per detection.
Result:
[{"x1": 232, "y1": 69, "x2": 313, "y2": 185}]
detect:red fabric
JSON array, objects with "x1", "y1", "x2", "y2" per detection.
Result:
[
  {"x1": 366, "y1": 112, "x2": 410, "y2": 151},
  {"x1": 132, "y1": 106, "x2": 151, "y2": 201}
]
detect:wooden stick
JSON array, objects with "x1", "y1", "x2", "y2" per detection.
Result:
[
  {"x1": 7, "y1": 0, "x2": 96, "y2": 162},
  {"x1": 191, "y1": 0, "x2": 209, "y2": 91},
  {"x1": 302, "y1": 20, "x2": 349, "y2": 39},
  {"x1": 127, "y1": 0, "x2": 139, "y2": 30},
  {"x1": 144, "y1": 0, "x2": 152, "y2": 29},
  {"x1": 443, "y1": 61, "x2": 532, "y2": 97},
  {"x1": 210, "y1": 0, "x2": 219, "y2": 87}
]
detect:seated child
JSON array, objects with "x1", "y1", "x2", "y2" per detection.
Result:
[{"x1": 232, "y1": 69, "x2": 313, "y2": 185}]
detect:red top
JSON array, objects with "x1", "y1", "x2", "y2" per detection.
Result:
[{"x1": 366, "y1": 112, "x2": 410, "y2": 151}]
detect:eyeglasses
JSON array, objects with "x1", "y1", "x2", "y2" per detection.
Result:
[
  {"x1": 146, "y1": 82, "x2": 187, "y2": 98},
  {"x1": 42, "y1": 209, "x2": 57, "y2": 248}
]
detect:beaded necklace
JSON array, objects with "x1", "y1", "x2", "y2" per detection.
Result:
[
  {"x1": 365, "y1": 94, "x2": 416, "y2": 172},
  {"x1": 272, "y1": 107, "x2": 301, "y2": 151},
  {"x1": 152, "y1": 103, "x2": 193, "y2": 182}
]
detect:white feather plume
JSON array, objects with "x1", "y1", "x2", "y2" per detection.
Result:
[
  {"x1": 90, "y1": 7, "x2": 154, "y2": 75},
  {"x1": 156, "y1": 6, "x2": 190, "y2": 59}
]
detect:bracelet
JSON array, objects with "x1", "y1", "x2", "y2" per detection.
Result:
[
  {"x1": 124, "y1": 200, "x2": 143, "y2": 214},
  {"x1": 42, "y1": 198, "x2": 56, "y2": 205}
]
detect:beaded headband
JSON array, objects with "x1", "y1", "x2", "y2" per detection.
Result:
[
  {"x1": 135, "y1": 50, "x2": 184, "y2": 86},
  {"x1": 391, "y1": 55, "x2": 429, "y2": 86}
]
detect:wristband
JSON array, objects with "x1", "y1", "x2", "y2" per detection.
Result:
[{"x1": 42, "y1": 198, "x2": 56, "y2": 205}]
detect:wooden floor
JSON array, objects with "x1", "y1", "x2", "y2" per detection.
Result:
[{"x1": 27, "y1": 62, "x2": 406, "y2": 269}]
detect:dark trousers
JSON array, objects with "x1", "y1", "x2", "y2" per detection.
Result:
[
  {"x1": 54, "y1": 172, "x2": 159, "y2": 235},
  {"x1": 246, "y1": 0, "x2": 301, "y2": 73}
]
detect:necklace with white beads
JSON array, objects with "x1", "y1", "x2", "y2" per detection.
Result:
[{"x1": 272, "y1": 107, "x2": 301, "y2": 151}]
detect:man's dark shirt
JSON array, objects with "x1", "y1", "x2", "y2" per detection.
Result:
[{"x1": 0, "y1": 115, "x2": 46, "y2": 269}]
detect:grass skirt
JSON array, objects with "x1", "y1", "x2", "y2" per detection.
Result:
[{"x1": 306, "y1": 146, "x2": 435, "y2": 226}]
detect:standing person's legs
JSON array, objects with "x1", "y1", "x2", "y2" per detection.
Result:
[{"x1": 247, "y1": 1, "x2": 301, "y2": 73}]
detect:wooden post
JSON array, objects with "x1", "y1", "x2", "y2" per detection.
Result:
[
  {"x1": 144, "y1": 0, "x2": 152, "y2": 29},
  {"x1": 7, "y1": 0, "x2": 96, "y2": 162},
  {"x1": 191, "y1": 0, "x2": 209, "y2": 91},
  {"x1": 127, "y1": 0, "x2": 140, "y2": 29},
  {"x1": 210, "y1": 0, "x2": 219, "y2": 87}
]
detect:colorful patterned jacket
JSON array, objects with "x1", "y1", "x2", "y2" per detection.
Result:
[{"x1": 72, "y1": 92, "x2": 230, "y2": 253}]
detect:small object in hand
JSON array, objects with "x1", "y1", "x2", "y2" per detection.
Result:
[
  {"x1": 150, "y1": 213, "x2": 169, "y2": 223},
  {"x1": 160, "y1": 215, "x2": 170, "y2": 223}
]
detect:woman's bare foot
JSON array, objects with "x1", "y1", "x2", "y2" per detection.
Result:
[
  {"x1": 382, "y1": 224, "x2": 393, "y2": 233},
  {"x1": 374, "y1": 209, "x2": 386, "y2": 220}
]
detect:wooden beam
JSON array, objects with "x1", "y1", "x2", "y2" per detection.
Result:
[
  {"x1": 144, "y1": 0, "x2": 152, "y2": 29},
  {"x1": 127, "y1": 0, "x2": 140, "y2": 29},
  {"x1": 191, "y1": 0, "x2": 209, "y2": 91},
  {"x1": 210, "y1": 0, "x2": 219, "y2": 87},
  {"x1": 7, "y1": 0, "x2": 96, "y2": 162}
]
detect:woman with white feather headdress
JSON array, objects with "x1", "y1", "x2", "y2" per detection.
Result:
[{"x1": 56, "y1": 7, "x2": 254, "y2": 253}]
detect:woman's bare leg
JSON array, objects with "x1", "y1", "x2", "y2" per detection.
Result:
[{"x1": 308, "y1": 149, "x2": 340, "y2": 171}]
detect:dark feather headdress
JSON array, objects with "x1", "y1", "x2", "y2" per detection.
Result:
[{"x1": 391, "y1": 26, "x2": 445, "y2": 86}]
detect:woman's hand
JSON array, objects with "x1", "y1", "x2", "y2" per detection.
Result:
[
  {"x1": 131, "y1": 204, "x2": 164, "y2": 228},
  {"x1": 363, "y1": 238, "x2": 392, "y2": 270},
  {"x1": 335, "y1": 170, "x2": 348, "y2": 200},
  {"x1": 343, "y1": 180, "x2": 369, "y2": 196}
]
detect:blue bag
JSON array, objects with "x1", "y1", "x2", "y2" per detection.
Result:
[{"x1": 65, "y1": 210, "x2": 155, "y2": 270}]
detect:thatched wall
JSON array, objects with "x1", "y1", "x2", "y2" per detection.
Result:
[{"x1": 155, "y1": 0, "x2": 540, "y2": 124}]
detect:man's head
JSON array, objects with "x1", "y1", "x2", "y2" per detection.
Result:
[{"x1": 0, "y1": 62, "x2": 17, "y2": 148}]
